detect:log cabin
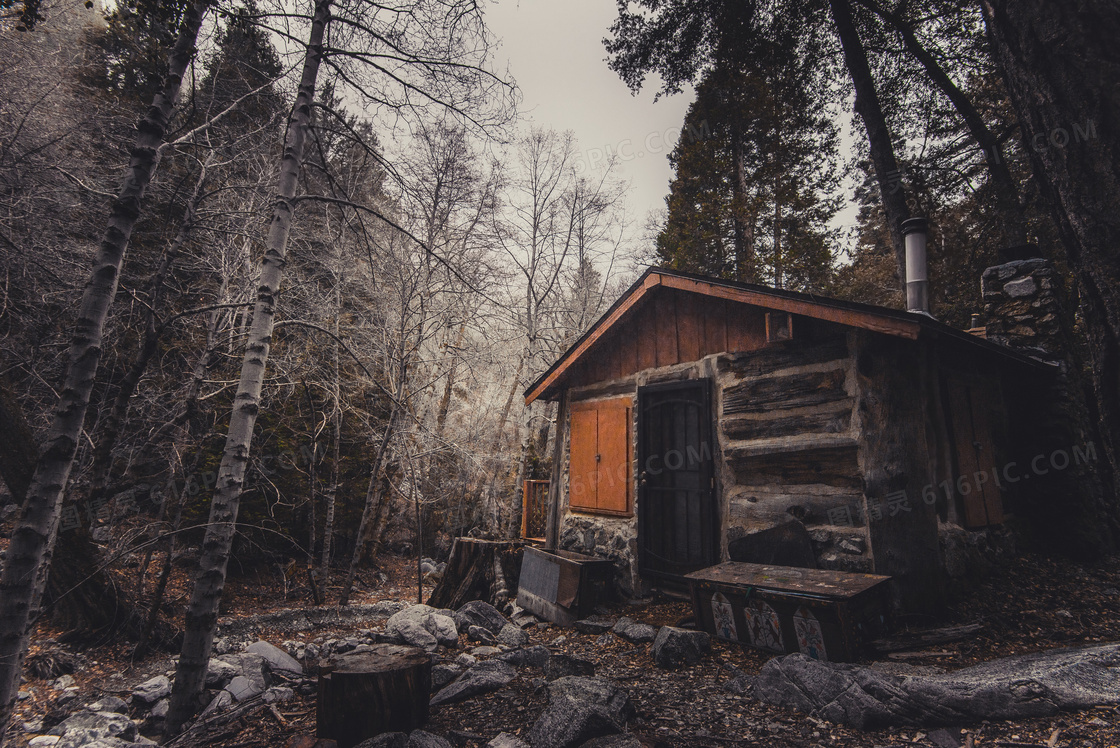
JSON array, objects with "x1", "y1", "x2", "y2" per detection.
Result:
[{"x1": 523, "y1": 260, "x2": 1074, "y2": 614}]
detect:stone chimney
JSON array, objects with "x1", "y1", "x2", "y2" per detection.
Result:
[{"x1": 981, "y1": 250, "x2": 1065, "y2": 366}]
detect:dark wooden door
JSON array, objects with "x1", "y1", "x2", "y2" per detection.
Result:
[{"x1": 637, "y1": 380, "x2": 717, "y2": 581}]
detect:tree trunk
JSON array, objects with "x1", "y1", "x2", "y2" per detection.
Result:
[
  {"x1": 316, "y1": 645, "x2": 431, "y2": 748},
  {"x1": 981, "y1": 0, "x2": 1120, "y2": 523},
  {"x1": 319, "y1": 293, "x2": 342, "y2": 593},
  {"x1": 858, "y1": 0, "x2": 1028, "y2": 246},
  {"x1": 0, "y1": 2, "x2": 210, "y2": 735},
  {"x1": 165, "y1": 0, "x2": 330, "y2": 734},
  {"x1": 426, "y1": 537, "x2": 523, "y2": 610},
  {"x1": 829, "y1": 0, "x2": 911, "y2": 289},
  {"x1": 0, "y1": 374, "x2": 38, "y2": 506}
]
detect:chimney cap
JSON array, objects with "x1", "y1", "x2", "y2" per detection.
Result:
[{"x1": 902, "y1": 217, "x2": 928, "y2": 235}]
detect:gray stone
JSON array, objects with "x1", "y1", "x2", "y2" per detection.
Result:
[
  {"x1": 407, "y1": 730, "x2": 453, "y2": 748},
  {"x1": 356, "y1": 729, "x2": 452, "y2": 748},
  {"x1": 611, "y1": 617, "x2": 656, "y2": 644},
  {"x1": 453, "y1": 600, "x2": 507, "y2": 636},
  {"x1": 226, "y1": 674, "x2": 264, "y2": 701},
  {"x1": 205, "y1": 658, "x2": 240, "y2": 688},
  {"x1": 149, "y1": 699, "x2": 169, "y2": 719},
  {"x1": 1004, "y1": 277, "x2": 1038, "y2": 298},
  {"x1": 131, "y1": 675, "x2": 170, "y2": 705},
  {"x1": 528, "y1": 677, "x2": 634, "y2": 748},
  {"x1": 470, "y1": 646, "x2": 502, "y2": 657},
  {"x1": 430, "y1": 660, "x2": 516, "y2": 706},
  {"x1": 546, "y1": 653, "x2": 596, "y2": 681},
  {"x1": 573, "y1": 617, "x2": 616, "y2": 635},
  {"x1": 200, "y1": 689, "x2": 233, "y2": 718},
  {"x1": 487, "y1": 733, "x2": 530, "y2": 748},
  {"x1": 497, "y1": 623, "x2": 528, "y2": 648},
  {"x1": 722, "y1": 674, "x2": 752, "y2": 695},
  {"x1": 48, "y1": 710, "x2": 138, "y2": 742},
  {"x1": 263, "y1": 686, "x2": 294, "y2": 703},
  {"x1": 432, "y1": 664, "x2": 461, "y2": 691},
  {"x1": 388, "y1": 605, "x2": 440, "y2": 651},
  {"x1": 498, "y1": 645, "x2": 550, "y2": 670},
  {"x1": 455, "y1": 653, "x2": 478, "y2": 668},
  {"x1": 52, "y1": 675, "x2": 76, "y2": 689},
  {"x1": 756, "y1": 644, "x2": 1120, "y2": 729},
  {"x1": 838, "y1": 537, "x2": 866, "y2": 555},
  {"x1": 85, "y1": 696, "x2": 128, "y2": 714},
  {"x1": 246, "y1": 640, "x2": 303, "y2": 675},
  {"x1": 651, "y1": 627, "x2": 710, "y2": 669},
  {"x1": 927, "y1": 728, "x2": 961, "y2": 748},
  {"x1": 427, "y1": 614, "x2": 459, "y2": 648},
  {"x1": 467, "y1": 625, "x2": 496, "y2": 644},
  {"x1": 28, "y1": 737, "x2": 59, "y2": 747}
]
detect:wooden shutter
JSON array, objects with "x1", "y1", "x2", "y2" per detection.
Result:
[{"x1": 568, "y1": 397, "x2": 633, "y2": 516}]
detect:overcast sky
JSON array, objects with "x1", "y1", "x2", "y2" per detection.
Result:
[{"x1": 484, "y1": 0, "x2": 694, "y2": 225}]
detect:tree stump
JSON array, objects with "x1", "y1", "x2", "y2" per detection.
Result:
[
  {"x1": 426, "y1": 537, "x2": 524, "y2": 610},
  {"x1": 316, "y1": 644, "x2": 431, "y2": 748}
]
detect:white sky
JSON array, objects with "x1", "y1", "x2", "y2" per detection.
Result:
[{"x1": 484, "y1": 0, "x2": 693, "y2": 223}]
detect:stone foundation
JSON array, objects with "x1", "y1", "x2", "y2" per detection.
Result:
[{"x1": 558, "y1": 514, "x2": 642, "y2": 598}]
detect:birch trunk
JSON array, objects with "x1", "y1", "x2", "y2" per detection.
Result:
[
  {"x1": 164, "y1": 1, "x2": 331, "y2": 734},
  {"x1": 0, "y1": 1, "x2": 209, "y2": 736},
  {"x1": 319, "y1": 275, "x2": 342, "y2": 591},
  {"x1": 828, "y1": 0, "x2": 911, "y2": 289}
]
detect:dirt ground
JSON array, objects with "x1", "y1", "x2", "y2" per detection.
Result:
[{"x1": 12, "y1": 551, "x2": 1120, "y2": 748}]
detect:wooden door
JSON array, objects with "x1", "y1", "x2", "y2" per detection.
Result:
[
  {"x1": 949, "y1": 378, "x2": 1004, "y2": 528},
  {"x1": 637, "y1": 380, "x2": 717, "y2": 581}
]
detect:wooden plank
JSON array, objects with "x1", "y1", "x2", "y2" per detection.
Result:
[
  {"x1": 726, "y1": 307, "x2": 766, "y2": 354},
  {"x1": 637, "y1": 304, "x2": 657, "y2": 372},
  {"x1": 968, "y1": 386, "x2": 1004, "y2": 525},
  {"x1": 684, "y1": 561, "x2": 890, "y2": 598},
  {"x1": 722, "y1": 367, "x2": 848, "y2": 415},
  {"x1": 568, "y1": 405, "x2": 599, "y2": 512},
  {"x1": 725, "y1": 444, "x2": 862, "y2": 489},
  {"x1": 721, "y1": 401, "x2": 853, "y2": 440},
  {"x1": 619, "y1": 323, "x2": 639, "y2": 377},
  {"x1": 677, "y1": 290, "x2": 701, "y2": 362},
  {"x1": 719, "y1": 338, "x2": 849, "y2": 377},
  {"x1": 700, "y1": 296, "x2": 728, "y2": 356},
  {"x1": 658, "y1": 274, "x2": 921, "y2": 340},
  {"x1": 655, "y1": 291, "x2": 679, "y2": 367},
  {"x1": 605, "y1": 334, "x2": 622, "y2": 381}
]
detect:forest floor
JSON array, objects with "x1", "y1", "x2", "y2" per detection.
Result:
[{"x1": 12, "y1": 550, "x2": 1120, "y2": 748}]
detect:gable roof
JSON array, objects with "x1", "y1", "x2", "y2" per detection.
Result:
[{"x1": 524, "y1": 267, "x2": 1053, "y2": 405}]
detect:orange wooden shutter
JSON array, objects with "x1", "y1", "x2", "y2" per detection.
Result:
[
  {"x1": 596, "y1": 399, "x2": 631, "y2": 513},
  {"x1": 569, "y1": 405, "x2": 599, "y2": 511}
]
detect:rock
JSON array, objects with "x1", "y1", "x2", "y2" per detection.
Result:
[
  {"x1": 217, "y1": 652, "x2": 271, "y2": 693},
  {"x1": 1004, "y1": 276, "x2": 1038, "y2": 298},
  {"x1": 838, "y1": 537, "x2": 866, "y2": 555},
  {"x1": 756, "y1": 644, "x2": 1120, "y2": 729},
  {"x1": 427, "y1": 614, "x2": 459, "y2": 648},
  {"x1": 467, "y1": 625, "x2": 496, "y2": 645},
  {"x1": 487, "y1": 733, "x2": 529, "y2": 748},
  {"x1": 429, "y1": 660, "x2": 516, "y2": 706},
  {"x1": 497, "y1": 623, "x2": 528, "y2": 648},
  {"x1": 356, "y1": 734, "x2": 408, "y2": 748},
  {"x1": 47, "y1": 710, "x2": 138, "y2": 743},
  {"x1": 227, "y1": 674, "x2": 265, "y2": 701},
  {"x1": 577, "y1": 736, "x2": 642, "y2": 748},
  {"x1": 388, "y1": 606, "x2": 440, "y2": 651},
  {"x1": 611, "y1": 618, "x2": 656, "y2": 644},
  {"x1": 528, "y1": 677, "x2": 635, "y2": 748},
  {"x1": 86, "y1": 696, "x2": 128, "y2": 715},
  {"x1": 594, "y1": 633, "x2": 612, "y2": 647},
  {"x1": 927, "y1": 728, "x2": 961, "y2": 748},
  {"x1": 205, "y1": 658, "x2": 240, "y2": 688},
  {"x1": 149, "y1": 699, "x2": 169, "y2": 719},
  {"x1": 470, "y1": 646, "x2": 502, "y2": 657},
  {"x1": 573, "y1": 617, "x2": 616, "y2": 635},
  {"x1": 52, "y1": 675, "x2": 76, "y2": 689},
  {"x1": 455, "y1": 653, "x2": 478, "y2": 668},
  {"x1": 28, "y1": 737, "x2": 60, "y2": 747},
  {"x1": 453, "y1": 600, "x2": 507, "y2": 636},
  {"x1": 246, "y1": 640, "x2": 304, "y2": 675},
  {"x1": 263, "y1": 686, "x2": 295, "y2": 703},
  {"x1": 432, "y1": 664, "x2": 461, "y2": 691},
  {"x1": 546, "y1": 653, "x2": 596, "y2": 681},
  {"x1": 25, "y1": 719, "x2": 44, "y2": 732},
  {"x1": 651, "y1": 627, "x2": 710, "y2": 669},
  {"x1": 200, "y1": 689, "x2": 233, "y2": 718},
  {"x1": 131, "y1": 675, "x2": 171, "y2": 705},
  {"x1": 498, "y1": 645, "x2": 550, "y2": 670},
  {"x1": 722, "y1": 674, "x2": 752, "y2": 695},
  {"x1": 406, "y1": 731, "x2": 453, "y2": 748}
]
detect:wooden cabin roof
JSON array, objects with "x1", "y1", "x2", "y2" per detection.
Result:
[{"x1": 524, "y1": 268, "x2": 1054, "y2": 405}]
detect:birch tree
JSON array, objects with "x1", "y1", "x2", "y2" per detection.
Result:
[{"x1": 0, "y1": 0, "x2": 210, "y2": 736}]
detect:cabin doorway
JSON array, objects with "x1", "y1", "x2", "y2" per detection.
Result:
[{"x1": 637, "y1": 379, "x2": 717, "y2": 582}]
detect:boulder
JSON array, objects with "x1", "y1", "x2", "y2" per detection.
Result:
[
  {"x1": 217, "y1": 652, "x2": 271, "y2": 693},
  {"x1": 528, "y1": 677, "x2": 634, "y2": 748},
  {"x1": 453, "y1": 601, "x2": 507, "y2": 636},
  {"x1": 355, "y1": 732, "x2": 452, "y2": 748},
  {"x1": 467, "y1": 625, "x2": 495, "y2": 645},
  {"x1": 546, "y1": 653, "x2": 595, "y2": 681},
  {"x1": 611, "y1": 618, "x2": 656, "y2": 644},
  {"x1": 149, "y1": 699, "x2": 169, "y2": 719},
  {"x1": 47, "y1": 710, "x2": 138, "y2": 743},
  {"x1": 431, "y1": 664, "x2": 462, "y2": 691},
  {"x1": 246, "y1": 641, "x2": 304, "y2": 675},
  {"x1": 577, "y1": 736, "x2": 642, "y2": 748},
  {"x1": 430, "y1": 660, "x2": 516, "y2": 706},
  {"x1": 85, "y1": 696, "x2": 128, "y2": 714},
  {"x1": 487, "y1": 733, "x2": 529, "y2": 748},
  {"x1": 407, "y1": 731, "x2": 453, "y2": 748},
  {"x1": 756, "y1": 644, "x2": 1120, "y2": 729},
  {"x1": 131, "y1": 675, "x2": 170, "y2": 705},
  {"x1": 200, "y1": 689, "x2": 233, "y2": 718},
  {"x1": 651, "y1": 627, "x2": 710, "y2": 669},
  {"x1": 388, "y1": 606, "x2": 440, "y2": 651},
  {"x1": 496, "y1": 623, "x2": 528, "y2": 648},
  {"x1": 498, "y1": 645, "x2": 550, "y2": 670},
  {"x1": 227, "y1": 674, "x2": 265, "y2": 702},
  {"x1": 205, "y1": 658, "x2": 240, "y2": 688},
  {"x1": 573, "y1": 617, "x2": 616, "y2": 635},
  {"x1": 470, "y1": 646, "x2": 502, "y2": 657},
  {"x1": 426, "y1": 614, "x2": 459, "y2": 648}
]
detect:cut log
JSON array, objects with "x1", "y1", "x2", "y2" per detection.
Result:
[
  {"x1": 316, "y1": 645, "x2": 431, "y2": 748},
  {"x1": 426, "y1": 538, "x2": 524, "y2": 610}
]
